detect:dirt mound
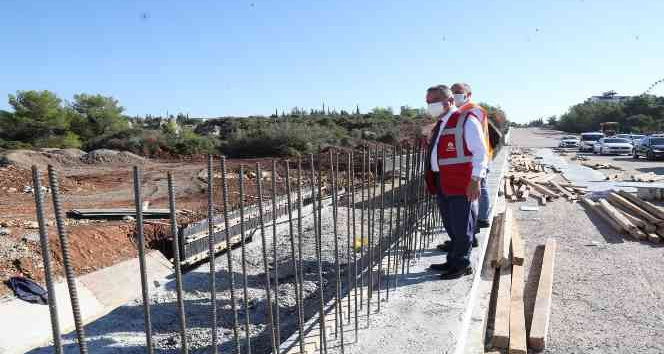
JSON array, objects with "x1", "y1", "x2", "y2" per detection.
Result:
[
  {"x1": 3, "y1": 149, "x2": 83, "y2": 170},
  {"x1": 0, "y1": 165, "x2": 90, "y2": 194},
  {"x1": 81, "y1": 149, "x2": 146, "y2": 165}
]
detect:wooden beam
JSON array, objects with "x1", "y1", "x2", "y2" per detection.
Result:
[
  {"x1": 647, "y1": 233, "x2": 661, "y2": 243},
  {"x1": 582, "y1": 198, "x2": 624, "y2": 232},
  {"x1": 500, "y1": 208, "x2": 514, "y2": 267},
  {"x1": 509, "y1": 263, "x2": 527, "y2": 354},
  {"x1": 491, "y1": 263, "x2": 512, "y2": 349},
  {"x1": 510, "y1": 212, "x2": 525, "y2": 266},
  {"x1": 529, "y1": 239, "x2": 557, "y2": 351},
  {"x1": 607, "y1": 192, "x2": 662, "y2": 224},
  {"x1": 609, "y1": 202, "x2": 657, "y2": 233},
  {"x1": 521, "y1": 178, "x2": 560, "y2": 199},
  {"x1": 597, "y1": 199, "x2": 647, "y2": 240},
  {"x1": 504, "y1": 178, "x2": 514, "y2": 198},
  {"x1": 550, "y1": 180, "x2": 577, "y2": 200},
  {"x1": 617, "y1": 190, "x2": 664, "y2": 222},
  {"x1": 490, "y1": 213, "x2": 506, "y2": 268}
]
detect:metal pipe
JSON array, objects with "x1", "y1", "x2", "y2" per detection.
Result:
[
  {"x1": 285, "y1": 161, "x2": 306, "y2": 354},
  {"x1": 132, "y1": 167, "x2": 155, "y2": 354},
  {"x1": 221, "y1": 157, "x2": 241, "y2": 353},
  {"x1": 256, "y1": 163, "x2": 278, "y2": 354},
  {"x1": 167, "y1": 172, "x2": 189, "y2": 354},
  {"x1": 238, "y1": 166, "x2": 252, "y2": 354},
  {"x1": 47, "y1": 165, "x2": 88, "y2": 354},
  {"x1": 32, "y1": 167, "x2": 63, "y2": 354}
]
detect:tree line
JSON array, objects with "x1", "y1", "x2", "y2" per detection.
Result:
[
  {"x1": 519, "y1": 94, "x2": 664, "y2": 133},
  {"x1": 0, "y1": 90, "x2": 508, "y2": 158}
]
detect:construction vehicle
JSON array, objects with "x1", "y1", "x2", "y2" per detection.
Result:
[{"x1": 599, "y1": 122, "x2": 619, "y2": 136}]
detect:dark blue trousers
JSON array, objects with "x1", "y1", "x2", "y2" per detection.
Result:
[{"x1": 436, "y1": 188, "x2": 478, "y2": 269}]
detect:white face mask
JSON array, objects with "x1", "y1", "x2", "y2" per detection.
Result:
[
  {"x1": 454, "y1": 93, "x2": 468, "y2": 107},
  {"x1": 427, "y1": 102, "x2": 445, "y2": 118}
]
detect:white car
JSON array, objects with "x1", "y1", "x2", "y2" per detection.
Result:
[
  {"x1": 579, "y1": 132, "x2": 604, "y2": 152},
  {"x1": 593, "y1": 137, "x2": 633, "y2": 155},
  {"x1": 615, "y1": 133, "x2": 645, "y2": 145},
  {"x1": 558, "y1": 135, "x2": 580, "y2": 148}
]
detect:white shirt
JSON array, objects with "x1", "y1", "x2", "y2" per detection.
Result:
[{"x1": 430, "y1": 107, "x2": 488, "y2": 178}]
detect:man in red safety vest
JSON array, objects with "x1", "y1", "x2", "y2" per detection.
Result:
[
  {"x1": 452, "y1": 82, "x2": 493, "y2": 230},
  {"x1": 424, "y1": 84, "x2": 488, "y2": 279}
]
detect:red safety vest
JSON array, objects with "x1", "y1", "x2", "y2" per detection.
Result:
[
  {"x1": 436, "y1": 110, "x2": 474, "y2": 195},
  {"x1": 458, "y1": 102, "x2": 493, "y2": 160}
]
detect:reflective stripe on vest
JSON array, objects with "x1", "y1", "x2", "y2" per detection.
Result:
[{"x1": 437, "y1": 115, "x2": 473, "y2": 166}]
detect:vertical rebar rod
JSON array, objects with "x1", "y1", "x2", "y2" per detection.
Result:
[
  {"x1": 296, "y1": 159, "x2": 305, "y2": 326},
  {"x1": 32, "y1": 167, "x2": 63, "y2": 354},
  {"x1": 377, "y1": 146, "x2": 386, "y2": 312},
  {"x1": 238, "y1": 166, "x2": 252, "y2": 354},
  {"x1": 394, "y1": 146, "x2": 405, "y2": 289},
  {"x1": 204, "y1": 156, "x2": 218, "y2": 354},
  {"x1": 331, "y1": 153, "x2": 339, "y2": 337},
  {"x1": 47, "y1": 165, "x2": 88, "y2": 354},
  {"x1": 167, "y1": 172, "x2": 189, "y2": 354},
  {"x1": 270, "y1": 161, "x2": 281, "y2": 343},
  {"x1": 315, "y1": 153, "x2": 328, "y2": 354},
  {"x1": 345, "y1": 152, "x2": 352, "y2": 323},
  {"x1": 366, "y1": 148, "x2": 374, "y2": 324},
  {"x1": 419, "y1": 145, "x2": 427, "y2": 257},
  {"x1": 310, "y1": 153, "x2": 327, "y2": 354},
  {"x1": 221, "y1": 157, "x2": 241, "y2": 354},
  {"x1": 401, "y1": 147, "x2": 411, "y2": 275},
  {"x1": 359, "y1": 147, "x2": 366, "y2": 310},
  {"x1": 415, "y1": 144, "x2": 424, "y2": 260},
  {"x1": 330, "y1": 150, "x2": 345, "y2": 353},
  {"x1": 350, "y1": 151, "x2": 358, "y2": 337},
  {"x1": 285, "y1": 161, "x2": 306, "y2": 354},
  {"x1": 386, "y1": 146, "x2": 395, "y2": 302},
  {"x1": 132, "y1": 167, "x2": 155, "y2": 354},
  {"x1": 256, "y1": 163, "x2": 278, "y2": 354}
]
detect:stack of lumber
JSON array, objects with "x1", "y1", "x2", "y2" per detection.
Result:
[
  {"x1": 628, "y1": 172, "x2": 664, "y2": 182},
  {"x1": 581, "y1": 162, "x2": 624, "y2": 171},
  {"x1": 571, "y1": 154, "x2": 589, "y2": 161},
  {"x1": 581, "y1": 190, "x2": 664, "y2": 243},
  {"x1": 488, "y1": 208, "x2": 558, "y2": 352},
  {"x1": 501, "y1": 175, "x2": 587, "y2": 205}
]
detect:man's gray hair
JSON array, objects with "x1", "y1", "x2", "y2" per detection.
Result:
[
  {"x1": 427, "y1": 84, "x2": 452, "y2": 98},
  {"x1": 452, "y1": 82, "x2": 472, "y2": 93}
]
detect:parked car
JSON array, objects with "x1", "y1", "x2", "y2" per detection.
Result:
[
  {"x1": 593, "y1": 137, "x2": 633, "y2": 155},
  {"x1": 558, "y1": 135, "x2": 580, "y2": 148},
  {"x1": 579, "y1": 132, "x2": 604, "y2": 152},
  {"x1": 633, "y1": 136, "x2": 664, "y2": 160},
  {"x1": 615, "y1": 133, "x2": 645, "y2": 145}
]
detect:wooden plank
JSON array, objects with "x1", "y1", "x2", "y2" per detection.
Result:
[
  {"x1": 647, "y1": 233, "x2": 661, "y2": 243},
  {"x1": 504, "y1": 178, "x2": 514, "y2": 198},
  {"x1": 609, "y1": 202, "x2": 657, "y2": 233},
  {"x1": 490, "y1": 213, "x2": 506, "y2": 268},
  {"x1": 529, "y1": 239, "x2": 557, "y2": 351},
  {"x1": 521, "y1": 178, "x2": 560, "y2": 199},
  {"x1": 607, "y1": 192, "x2": 662, "y2": 224},
  {"x1": 597, "y1": 199, "x2": 647, "y2": 240},
  {"x1": 510, "y1": 212, "x2": 525, "y2": 266},
  {"x1": 550, "y1": 180, "x2": 577, "y2": 200},
  {"x1": 617, "y1": 190, "x2": 664, "y2": 221},
  {"x1": 500, "y1": 208, "x2": 514, "y2": 266},
  {"x1": 582, "y1": 198, "x2": 623, "y2": 232},
  {"x1": 491, "y1": 263, "x2": 512, "y2": 349},
  {"x1": 509, "y1": 263, "x2": 527, "y2": 354}
]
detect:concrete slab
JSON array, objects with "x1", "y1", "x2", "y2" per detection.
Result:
[{"x1": 0, "y1": 250, "x2": 172, "y2": 354}]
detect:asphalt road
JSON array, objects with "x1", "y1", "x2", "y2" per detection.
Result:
[{"x1": 506, "y1": 128, "x2": 664, "y2": 354}]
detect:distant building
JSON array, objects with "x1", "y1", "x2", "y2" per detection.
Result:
[{"x1": 587, "y1": 91, "x2": 631, "y2": 103}]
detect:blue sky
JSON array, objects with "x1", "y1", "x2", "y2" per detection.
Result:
[{"x1": 1, "y1": 0, "x2": 663, "y2": 123}]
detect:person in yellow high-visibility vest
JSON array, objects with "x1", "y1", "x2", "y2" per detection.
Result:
[{"x1": 452, "y1": 83, "x2": 492, "y2": 229}]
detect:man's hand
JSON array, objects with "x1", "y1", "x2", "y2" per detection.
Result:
[{"x1": 466, "y1": 179, "x2": 481, "y2": 201}]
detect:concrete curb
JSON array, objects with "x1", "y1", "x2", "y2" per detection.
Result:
[
  {"x1": 0, "y1": 250, "x2": 172, "y2": 354},
  {"x1": 454, "y1": 147, "x2": 511, "y2": 354}
]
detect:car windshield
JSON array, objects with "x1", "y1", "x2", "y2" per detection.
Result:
[
  {"x1": 650, "y1": 138, "x2": 664, "y2": 145},
  {"x1": 562, "y1": 136, "x2": 577, "y2": 140},
  {"x1": 633, "y1": 135, "x2": 645, "y2": 139},
  {"x1": 582, "y1": 135, "x2": 603, "y2": 141},
  {"x1": 604, "y1": 138, "x2": 629, "y2": 143},
  {"x1": 615, "y1": 134, "x2": 630, "y2": 139}
]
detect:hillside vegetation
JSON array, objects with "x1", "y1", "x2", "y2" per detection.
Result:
[{"x1": 0, "y1": 90, "x2": 507, "y2": 158}]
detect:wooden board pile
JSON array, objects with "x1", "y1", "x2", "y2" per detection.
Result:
[
  {"x1": 488, "y1": 208, "x2": 557, "y2": 353},
  {"x1": 628, "y1": 172, "x2": 664, "y2": 182},
  {"x1": 581, "y1": 162, "x2": 624, "y2": 171},
  {"x1": 582, "y1": 190, "x2": 664, "y2": 243}
]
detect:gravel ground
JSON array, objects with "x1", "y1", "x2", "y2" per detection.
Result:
[
  {"x1": 27, "y1": 183, "x2": 403, "y2": 354},
  {"x1": 509, "y1": 128, "x2": 664, "y2": 354}
]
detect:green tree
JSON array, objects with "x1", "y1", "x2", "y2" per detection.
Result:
[
  {"x1": 70, "y1": 93, "x2": 128, "y2": 140},
  {"x1": 6, "y1": 90, "x2": 69, "y2": 144}
]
